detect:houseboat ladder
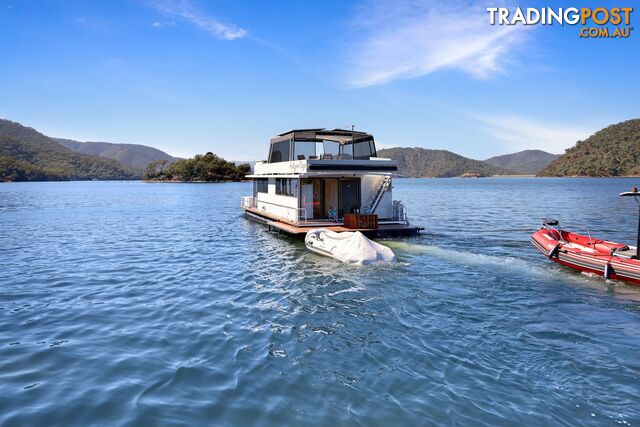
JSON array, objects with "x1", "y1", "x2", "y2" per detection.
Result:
[{"x1": 367, "y1": 175, "x2": 392, "y2": 214}]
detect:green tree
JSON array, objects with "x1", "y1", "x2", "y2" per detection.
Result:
[{"x1": 144, "y1": 159, "x2": 170, "y2": 179}]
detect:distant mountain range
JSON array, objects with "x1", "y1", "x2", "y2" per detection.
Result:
[
  {"x1": 539, "y1": 119, "x2": 640, "y2": 177},
  {"x1": 377, "y1": 147, "x2": 513, "y2": 177},
  {"x1": 484, "y1": 150, "x2": 559, "y2": 175},
  {"x1": 0, "y1": 119, "x2": 141, "y2": 181},
  {"x1": 2, "y1": 116, "x2": 636, "y2": 181},
  {"x1": 55, "y1": 138, "x2": 177, "y2": 170},
  {"x1": 0, "y1": 118, "x2": 178, "y2": 181},
  {"x1": 218, "y1": 124, "x2": 640, "y2": 179}
]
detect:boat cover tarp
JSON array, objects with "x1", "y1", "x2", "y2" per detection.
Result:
[{"x1": 305, "y1": 229, "x2": 396, "y2": 265}]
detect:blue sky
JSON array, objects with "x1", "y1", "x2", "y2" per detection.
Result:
[{"x1": 1, "y1": 0, "x2": 638, "y2": 160}]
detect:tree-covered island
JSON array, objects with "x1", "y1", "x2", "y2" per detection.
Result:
[{"x1": 144, "y1": 152, "x2": 251, "y2": 182}]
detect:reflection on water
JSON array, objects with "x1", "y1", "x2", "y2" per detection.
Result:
[{"x1": 1, "y1": 179, "x2": 640, "y2": 426}]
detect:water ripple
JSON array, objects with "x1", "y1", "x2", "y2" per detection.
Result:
[{"x1": 1, "y1": 180, "x2": 640, "y2": 425}]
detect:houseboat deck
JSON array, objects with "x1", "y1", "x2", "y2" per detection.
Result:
[{"x1": 243, "y1": 206, "x2": 422, "y2": 237}]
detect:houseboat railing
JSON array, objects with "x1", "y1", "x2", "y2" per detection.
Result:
[
  {"x1": 393, "y1": 200, "x2": 408, "y2": 223},
  {"x1": 240, "y1": 196, "x2": 256, "y2": 208}
]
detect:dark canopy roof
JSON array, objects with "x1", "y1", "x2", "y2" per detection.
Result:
[{"x1": 271, "y1": 128, "x2": 374, "y2": 145}]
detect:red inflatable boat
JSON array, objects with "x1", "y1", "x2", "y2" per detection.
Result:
[
  {"x1": 531, "y1": 189, "x2": 640, "y2": 286},
  {"x1": 531, "y1": 221, "x2": 640, "y2": 285}
]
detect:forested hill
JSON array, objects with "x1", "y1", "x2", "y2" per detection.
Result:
[
  {"x1": 0, "y1": 136, "x2": 141, "y2": 181},
  {"x1": 0, "y1": 118, "x2": 58, "y2": 146},
  {"x1": 484, "y1": 150, "x2": 559, "y2": 175},
  {"x1": 55, "y1": 138, "x2": 177, "y2": 169},
  {"x1": 0, "y1": 119, "x2": 140, "y2": 181},
  {"x1": 377, "y1": 147, "x2": 512, "y2": 177},
  {"x1": 539, "y1": 119, "x2": 640, "y2": 177}
]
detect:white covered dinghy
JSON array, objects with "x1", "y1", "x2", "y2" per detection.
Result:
[{"x1": 304, "y1": 229, "x2": 397, "y2": 265}]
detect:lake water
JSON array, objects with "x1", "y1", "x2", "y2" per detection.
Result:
[{"x1": 1, "y1": 178, "x2": 640, "y2": 426}]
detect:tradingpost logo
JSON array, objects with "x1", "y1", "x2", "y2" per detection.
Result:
[{"x1": 487, "y1": 7, "x2": 634, "y2": 38}]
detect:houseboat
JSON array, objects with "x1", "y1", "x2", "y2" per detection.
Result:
[{"x1": 240, "y1": 128, "x2": 422, "y2": 237}]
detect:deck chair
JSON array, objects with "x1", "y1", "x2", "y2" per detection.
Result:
[{"x1": 328, "y1": 207, "x2": 339, "y2": 222}]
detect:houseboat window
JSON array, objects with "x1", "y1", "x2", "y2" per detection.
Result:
[
  {"x1": 254, "y1": 178, "x2": 268, "y2": 194},
  {"x1": 353, "y1": 140, "x2": 376, "y2": 159},
  {"x1": 293, "y1": 141, "x2": 315, "y2": 160},
  {"x1": 275, "y1": 178, "x2": 298, "y2": 197},
  {"x1": 340, "y1": 142, "x2": 353, "y2": 159},
  {"x1": 323, "y1": 140, "x2": 340, "y2": 158},
  {"x1": 270, "y1": 140, "x2": 290, "y2": 163}
]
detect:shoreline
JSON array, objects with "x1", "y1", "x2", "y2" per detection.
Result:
[
  {"x1": 144, "y1": 178, "x2": 250, "y2": 183},
  {"x1": 397, "y1": 175, "x2": 640, "y2": 179},
  {"x1": 3, "y1": 176, "x2": 640, "y2": 184}
]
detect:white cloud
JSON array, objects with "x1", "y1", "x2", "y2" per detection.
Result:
[
  {"x1": 345, "y1": 0, "x2": 529, "y2": 87},
  {"x1": 151, "y1": 0, "x2": 247, "y2": 40},
  {"x1": 472, "y1": 114, "x2": 594, "y2": 154},
  {"x1": 152, "y1": 21, "x2": 162, "y2": 27}
]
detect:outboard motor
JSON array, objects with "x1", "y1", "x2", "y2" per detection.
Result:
[{"x1": 541, "y1": 218, "x2": 563, "y2": 242}]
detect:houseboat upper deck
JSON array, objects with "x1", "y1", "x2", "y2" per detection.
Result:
[{"x1": 241, "y1": 128, "x2": 422, "y2": 237}]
